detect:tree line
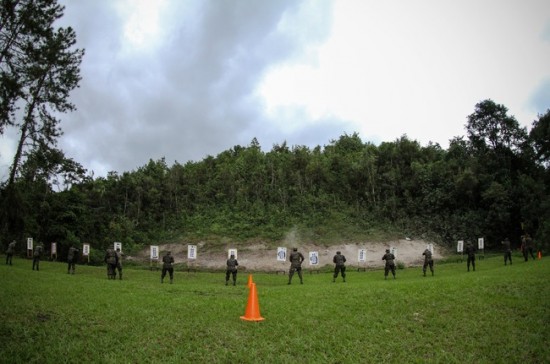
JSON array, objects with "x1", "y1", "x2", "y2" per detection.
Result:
[{"x1": 1, "y1": 1, "x2": 549, "y2": 261}]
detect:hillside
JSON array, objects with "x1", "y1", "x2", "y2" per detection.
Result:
[{"x1": 133, "y1": 239, "x2": 446, "y2": 271}]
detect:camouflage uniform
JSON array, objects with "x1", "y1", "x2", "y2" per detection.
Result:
[
  {"x1": 465, "y1": 243, "x2": 476, "y2": 271},
  {"x1": 5, "y1": 240, "x2": 16, "y2": 265},
  {"x1": 524, "y1": 234, "x2": 536, "y2": 260},
  {"x1": 382, "y1": 249, "x2": 396, "y2": 279},
  {"x1": 161, "y1": 251, "x2": 175, "y2": 284},
  {"x1": 422, "y1": 249, "x2": 434, "y2": 276},
  {"x1": 288, "y1": 248, "x2": 304, "y2": 285},
  {"x1": 332, "y1": 251, "x2": 346, "y2": 282},
  {"x1": 32, "y1": 243, "x2": 44, "y2": 271},
  {"x1": 502, "y1": 238, "x2": 512, "y2": 265},
  {"x1": 521, "y1": 235, "x2": 529, "y2": 262},
  {"x1": 67, "y1": 246, "x2": 79, "y2": 274},
  {"x1": 115, "y1": 248, "x2": 123, "y2": 280},
  {"x1": 225, "y1": 255, "x2": 239, "y2": 286},
  {"x1": 104, "y1": 248, "x2": 118, "y2": 279}
]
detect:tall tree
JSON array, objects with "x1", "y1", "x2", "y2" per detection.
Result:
[
  {"x1": 0, "y1": 0, "x2": 84, "y2": 186},
  {"x1": 529, "y1": 110, "x2": 550, "y2": 167},
  {"x1": 466, "y1": 99, "x2": 527, "y2": 152}
]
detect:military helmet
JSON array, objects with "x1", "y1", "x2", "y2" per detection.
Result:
[
  {"x1": 386, "y1": 249, "x2": 390, "y2": 253},
  {"x1": 336, "y1": 251, "x2": 341, "y2": 254}
]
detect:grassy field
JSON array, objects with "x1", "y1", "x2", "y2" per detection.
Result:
[{"x1": 1, "y1": 254, "x2": 548, "y2": 363}]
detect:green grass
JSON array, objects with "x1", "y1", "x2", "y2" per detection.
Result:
[{"x1": 1, "y1": 255, "x2": 548, "y2": 363}]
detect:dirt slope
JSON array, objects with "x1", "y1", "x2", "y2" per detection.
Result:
[{"x1": 132, "y1": 239, "x2": 447, "y2": 271}]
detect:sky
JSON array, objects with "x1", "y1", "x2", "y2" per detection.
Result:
[{"x1": 1, "y1": 0, "x2": 549, "y2": 179}]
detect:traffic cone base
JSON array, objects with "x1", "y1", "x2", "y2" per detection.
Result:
[
  {"x1": 537, "y1": 251, "x2": 542, "y2": 260},
  {"x1": 240, "y1": 283, "x2": 265, "y2": 322}
]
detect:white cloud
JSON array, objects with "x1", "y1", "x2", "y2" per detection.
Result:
[{"x1": 257, "y1": 0, "x2": 550, "y2": 147}]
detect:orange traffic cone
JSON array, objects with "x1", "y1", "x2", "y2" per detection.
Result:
[
  {"x1": 247, "y1": 274, "x2": 253, "y2": 288},
  {"x1": 240, "y1": 283, "x2": 265, "y2": 321},
  {"x1": 537, "y1": 251, "x2": 542, "y2": 260}
]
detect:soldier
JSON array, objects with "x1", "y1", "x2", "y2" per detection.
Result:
[
  {"x1": 5, "y1": 240, "x2": 16, "y2": 265},
  {"x1": 32, "y1": 242, "x2": 44, "y2": 271},
  {"x1": 524, "y1": 233, "x2": 536, "y2": 260},
  {"x1": 382, "y1": 249, "x2": 396, "y2": 280},
  {"x1": 104, "y1": 248, "x2": 118, "y2": 279},
  {"x1": 422, "y1": 248, "x2": 434, "y2": 276},
  {"x1": 332, "y1": 251, "x2": 346, "y2": 282},
  {"x1": 502, "y1": 238, "x2": 512, "y2": 265},
  {"x1": 288, "y1": 248, "x2": 304, "y2": 285},
  {"x1": 161, "y1": 251, "x2": 174, "y2": 284},
  {"x1": 225, "y1": 254, "x2": 239, "y2": 286},
  {"x1": 115, "y1": 248, "x2": 123, "y2": 280},
  {"x1": 465, "y1": 242, "x2": 476, "y2": 272},
  {"x1": 520, "y1": 235, "x2": 529, "y2": 262},
  {"x1": 67, "y1": 245, "x2": 79, "y2": 274}
]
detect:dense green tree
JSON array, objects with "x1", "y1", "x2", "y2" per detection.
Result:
[{"x1": 529, "y1": 110, "x2": 550, "y2": 167}]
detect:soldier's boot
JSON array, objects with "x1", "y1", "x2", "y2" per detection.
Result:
[
  {"x1": 119, "y1": 273, "x2": 122, "y2": 280},
  {"x1": 431, "y1": 270, "x2": 434, "y2": 276},
  {"x1": 233, "y1": 280, "x2": 236, "y2": 286},
  {"x1": 343, "y1": 277, "x2": 346, "y2": 282},
  {"x1": 423, "y1": 271, "x2": 426, "y2": 277},
  {"x1": 385, "y1": 275, "x2": 387, "y2": 280},
  {"x1": 332, "y1": 277, "x2": 336, "y2": 283},
  {"x1": 170, "y1": 278, "x2": 173, "y2": 284},
  {"x1": 161, "y1": 278, "x2": 164, "y2": 283},
  {"x1": 225, "y1": 280, "x2": 228, "y2": 286}
]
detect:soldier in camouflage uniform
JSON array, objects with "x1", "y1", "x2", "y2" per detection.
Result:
[
  {"x1": 225, "y1": 254, "x2": 239, "y2": 286},
  {"x1": 382, "y1": 249, "x2": 396, "y2": 279},
  {"x1": 32, "y1": 242, "x2": 44, "y2": 271},
  {"x1": 422, "y1": 248, "x2": 434, "y2": 276},
  {"x1": 502, "y1": 238, "x2": 512, "y2": 265},
  {"x1": 5, "y1": 240, "x2": 16, "y2": 265},
  {"x1": 104, "y1": 248, "x2": 118, "y2": 279},
  {"x1": 523, "y1": 233, "x2": 536, "y2": 261},
  {"x1": 465, "y1": 242, "x2": 476, "y2": 272},
  {"x1": 332, "y1": 251, "x2": 346, "y2": 282},
  {"x1": 161, "y1": 251, "x2": 175, "y2": 284},
  {"x1": 67, "y1": 245, "x2": 79, "y2": 274},
  {"x1": 288, "y1": 248, "x2": 304, "y2": 285},
  {"x1": 115, "y1": 248, "x2": 123, "y2": 280}
]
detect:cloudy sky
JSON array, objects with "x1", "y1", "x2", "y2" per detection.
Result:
[{"x1": 2, "y1": 0, "x2": 549, "y2": 179}]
